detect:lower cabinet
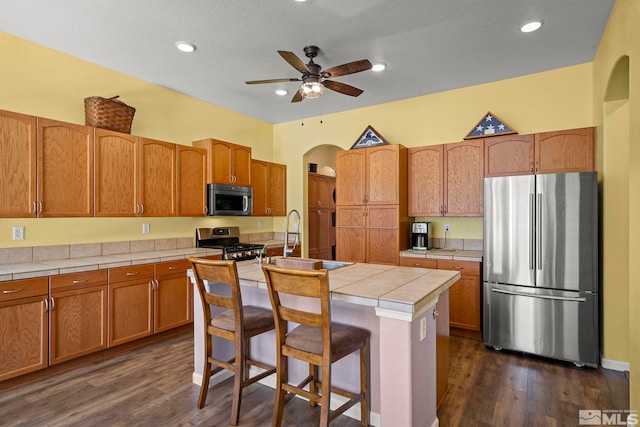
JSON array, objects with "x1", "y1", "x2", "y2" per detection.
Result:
[
  {"x1": 435, "y1": 290, "x2": 450, "y2": 408},
  {"x1": 154, "y1": 260, "x2": 193, "y2": 333},
  {"x1": 0, "y1": 277, "x2": 49, "y2": 381},
  {"x1": 108, "y1": 264, "x2": 155, "y2": 347},
  {"x1": 437, "y1": 260, "x2": 481, "y2": 331},
  {"x1": 49, "y1": 270, "x2": 108, "y2": 365}
]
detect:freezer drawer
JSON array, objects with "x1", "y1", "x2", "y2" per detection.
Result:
[{"x1": 483, "y1": 282, "x2": 599, "y2": 367}]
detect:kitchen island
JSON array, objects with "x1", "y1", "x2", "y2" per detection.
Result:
[{"x1": 189, "y1": 260, "x2": 460, "y2": 427}]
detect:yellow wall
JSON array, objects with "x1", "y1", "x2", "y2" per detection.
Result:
[{"x1": 593, "y1": 0, "x2": 639, "y2": 410}]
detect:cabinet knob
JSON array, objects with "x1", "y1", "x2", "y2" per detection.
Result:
[{"x1": 2, "y1": 288, "x2": 23, "y2": 294}]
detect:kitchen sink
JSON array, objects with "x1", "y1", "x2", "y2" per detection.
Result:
[{"x1": 321, "y1": 260, "x2": 354, "y2": 270}]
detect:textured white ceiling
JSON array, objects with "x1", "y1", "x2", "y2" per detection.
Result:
[{"x1": 0, "y1": 0, "x2": 614, "y2": 124}]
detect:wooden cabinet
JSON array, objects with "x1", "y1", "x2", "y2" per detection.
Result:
[
  {"x1": 95, "y1": 129, "x2": 139, "y2": 216},
  {"x1": 0, "y1": 109, "x2": 37, "y2": 217},
  {"x1": 408, "y1": 145, "x2": 444, "y2": 216},
  {"x1": 484, "y1": 127, "x2": 596, "y2": 176},
  {"x1": 192, "y1": 138, "x2": 251, "y2": 186},
  {"x1": 0, "y1": 277, "x2": 49, "y2": 381},
  {"x1": 409, "y1": 140, "x2": 483, "y2": 216},
  {"x1": 436, "y1": 259, "x2": 481, "y2": 331},
  {"x1": 154, "y1": 260, "x2": 192, "y2": 333},
  {"x1": 308, "y1": 173, "x2": 336, "y2": 260},
  {"x1": 399, "y1": 257, "x2": 437, "y2": 269},
  {"x1": 443, "y1": 140, "x2": 484, "y2": 216},
  {"x1": 176, "y1": 145, "x2": 207, "y2": 216},
  {"x1": 336, "y1": 145, "x2": 409, "y2": 265},
  {"x1": 95, "y1": 130, "x2": 176, "y2": 216},
  {"x1": 37, "y1": 118, "x2": 94, "y2": 217},
  {"x1": 108, "y1": 264, "x2": 154, "y2": 347},
  {"x1": 139, "y1": 137, "x2": 176, "y2": 216},
  {"x1": 484, "y1": 134, "x2": 535, "y2": 177},
  {"x1": 49, "y1": 270, "x2": 108, "y2": 365},
  {"x1": 534, "y1": 127, "x2": 596, "y2": 174},
  {"x1": 251, "y1": 160, "x2": 287, "y2": 216}
]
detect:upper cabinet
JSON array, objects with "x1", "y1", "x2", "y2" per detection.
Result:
[
  {"x1": 192, "y1": 138, "x2": 251, "y2": 186},
  {"x1": 534, "y1": 127, "x2": 595, "y2": 174},
  {"x1": 95, "y1": 130, "x2": 176, "y2": 217},
  {"x1": 409, "y1": 140, "x2": 483, "y2": 217},
  {"x1": 176, "y1": 145, "x2": 207, "y2": 217},
  {"x1": 408, "y1": 145, "x2": 444, "y2": 216},
  {"x1": 37, "y1": 118, "x2": 94, "y2": 217},
  {"x1": 484, "y1": 127, "x2": 596, "y2": 177},
  {"x1": 251, "y1": 160, "x2": 286, "y2": 216},
  {"x1": 0, "y1": 109, "x2": 37, "y2": 217}
]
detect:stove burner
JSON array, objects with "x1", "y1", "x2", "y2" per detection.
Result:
[{"x1": 195, "y1": 227, "x2": 266, "y2": 261}]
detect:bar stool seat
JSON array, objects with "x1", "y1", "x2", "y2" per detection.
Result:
[
  {"x1": 212, "y1": 306, "x2": 275, "y2": 333},
  {"x1": 286, "y1": 324, "x2": 370, "y2": 359}
]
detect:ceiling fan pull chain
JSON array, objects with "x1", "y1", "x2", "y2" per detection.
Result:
[{"x1": 320, "y1": 99, "x2": 323, "y2": 124}]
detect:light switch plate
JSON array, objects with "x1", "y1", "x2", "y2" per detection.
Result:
[
  {"x1": 142, "y1": 223, "x2": 150, "y2": 234},
  {"x1": 12, "y1": 226, "x2": 25, "y2": 240},
  {"x1": 420, "y1": 317, "x2": 427, "y2": 341}
]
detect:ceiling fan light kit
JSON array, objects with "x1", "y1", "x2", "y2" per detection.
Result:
[
  {"x1": 246, "y1": 45, "x2": 373, "y2": 102},
  {"x1": 175, "y1": 41, "x2": 196, "y2": 53}
]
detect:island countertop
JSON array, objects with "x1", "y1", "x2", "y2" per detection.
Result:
[{"x1": 233, "y1": 259, "x2": 460, "y2": 315}]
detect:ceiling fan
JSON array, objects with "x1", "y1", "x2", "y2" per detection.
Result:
[{"x1": 245, "y1": 45, "x2": 372, "y2": 103}]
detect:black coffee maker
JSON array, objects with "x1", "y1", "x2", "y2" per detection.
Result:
[{"x1": 411, "y1": 222, "x2": 430, "y2": 250}]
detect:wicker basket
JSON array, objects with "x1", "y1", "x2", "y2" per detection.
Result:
[{"x1": 84, "y1": 95, "x2": 135, "y2": 134}]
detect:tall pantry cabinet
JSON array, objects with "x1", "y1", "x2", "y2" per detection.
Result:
[{"x1": 335, "y1": 144, "x2": 410, "y2": 265}]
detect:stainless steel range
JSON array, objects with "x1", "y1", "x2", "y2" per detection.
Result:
[{"x1": 195, "y1": 227, "x2": 264, "y2": 261}]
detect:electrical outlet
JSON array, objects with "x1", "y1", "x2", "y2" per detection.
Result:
[
  {"x1": 258, "y1": 220, "x2": 263, "y2": 229},
  {"x1": 444, "y1": 223, "x2": 451, "y2": 233},
  {"x1": 420, "y1": 317, "x2": 427, "y2": 341},
  {"x1": 142, "y1": 223, "x2": 150, "y2": 234},
  {"x1": 12, "y1": 226, "x2": 25, "y2": 240}
]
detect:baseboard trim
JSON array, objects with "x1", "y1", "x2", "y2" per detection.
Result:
[
  {"x1": 432, "y1": 417, "x2": 440, "y2": 427},
  {"x1": 601, "y1": 357, "x2": 630, "y2": 372}
]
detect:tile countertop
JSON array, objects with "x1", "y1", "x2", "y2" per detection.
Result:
[
  {"x1": 400, "y1": 249, "x2": 483, "y2": 262},
  {"x1": 0, "y1": 248, "x2": 222, "y2": 282},
  {"x1": 232, "y1": 260, "x2": 460, "y2": 315}
]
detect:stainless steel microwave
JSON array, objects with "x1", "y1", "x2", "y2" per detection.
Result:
[{"x1": 207, "y1": 183, "x2": 252, "y2": 216}]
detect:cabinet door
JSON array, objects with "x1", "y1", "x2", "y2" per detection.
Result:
[
  {"x1": 367, "y1": 205, "x2": 399, "y2": 228},
  {"x1": 317, "y1": 175, "x2": 336, "y2": 209},
  {"x1": 336, "y1": 149, "x2": 366, "y2": 206},
  {"x1": 251, "y1": 160, "x2": 269, "y2": 216},
  {"x1": 448, "y1": 275, "x2": 481, "y2": 331},
  {"x1": 232, "y1": 145, "x2": 252, "y2": 186},
  {"x1": 50, "y1": 285, "x2": 108, "y2": 365},
  {"x1": 108, "y1": 279, "x2": 153, "y2": 346},
  {"x1": 367, "y1": 145, "x2": 401, "y2": 205},
  {"x1": 0, "y1": 295, "x2": 48, "y2": 381},
  {"x1": 176, "y1": 145, "x2": 207, "y2": 216},
  {"x1": 95, "y1": 129, "x2": 139, "y2": 216},
  {"x1": 0, "y1": 109, "x2": 37, "y2": 217},
  {"x1": 484, "y1": 134, "x2": 534, "y2": 177},
  {"x1": 367, "y1": 228, "x2": 400, "y2": 265},
  {"x1": 408, "y1": 145, "x2": 444, "y2": 216},
  {"x1": 154, "y1": 274, "x2": 192, "y2": 333},
  {"x1": 139, "y1": 138, "x2": 176, "y2": 216},
  {"x1": 37, "y1": 118, "x2": 94, "y2": 217},
  {"x1": 336, "y1": 227, "x2": 366, "y2": 263},
  {"x1": 268, "y1": 162, "x2": 286, "y2": 216},
  {"x1": 444, "y1": 140, "x2": 484, "y2": 216},
  {"x1": 318, "y1": 208, "x2": 334, "y2": 260},
  {"x1": 210, "y1": 140, "x2": 234, "y2": 184},
  {"x1": 534, "y1": 127, "x2": 595, "y2": 174},
  {"x1": 308, "y1": 207, "x2": 319, "y2": 256}
]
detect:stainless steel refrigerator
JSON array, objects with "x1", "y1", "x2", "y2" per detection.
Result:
[{"x1": 483, "y1": 172, "x2": 599, "y2": 367}]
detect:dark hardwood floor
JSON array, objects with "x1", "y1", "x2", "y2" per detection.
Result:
[{"x1": 0, "y1": 329, "x2": 629, "y2": 426}]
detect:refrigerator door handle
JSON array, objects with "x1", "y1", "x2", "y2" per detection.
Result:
[
  {"x1": 491, "y1": 287, "x2": 586, "y2": 303},
  {"x1": 536, "y1": 193, "x2": 542, "y2": 270},
  {"x1": 530, "y1": 193, "x2": 535, "y2": 270}
]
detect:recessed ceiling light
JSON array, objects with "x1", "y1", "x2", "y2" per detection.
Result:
[
  {"x1": 295, "y1": 0, "x2": 307, "y2": 2},
  {"x1": 275, "y1": 89, "x2": 288, "y2": 96},
  {"x1": 372, "y1": 63, "x2": 386, "y2": 72},
  {"x1": 520, "y1": 20, "x2": 544, "y2": 33},
  {"x1": 175, "y1": 41, "x2": 196, "y2": 53}
]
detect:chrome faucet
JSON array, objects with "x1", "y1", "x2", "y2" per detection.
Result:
[
  {"x1": 283, "y1": 209, "x2": 301, "y2": 257},
  {"x1": 257, "y1": 239, "x2": 276, "y2": 264}
]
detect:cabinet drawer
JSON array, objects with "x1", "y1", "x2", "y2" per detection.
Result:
[
  {"x1": 436, "y1": 260, "x2": 480, "y2": 276},
  {"x1": 399, "y1": 257, "x2": 437, "y2": 269},
  {"x1": 155, "y1": 259, "x2": 190, "y2": 277},
  {"x1": 50, "y1": 270, "x2": 108, "y2": 292},
  {"x1": 109, "y1": 264, "x2": 154, "y2": 283},
  {"x1": 0, "y1": 277, "x2": 49, "y2": 302}
]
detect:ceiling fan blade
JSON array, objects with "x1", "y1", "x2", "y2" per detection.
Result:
[
  {"x1": 291, "y1": 90, "x2": 303, "y2": 103},
  {"x1": 278, "y1": 51, "x2": 310, "y2": 74},
  {"x1": 322, "y1": 80, "x2": 364, "y2": 97},
  {"x1": 245, "y1": 78, "x2": 300, "y2": 85},
  {"x1": 322, "y1": 59, "x2": 372, "y2": 78}
]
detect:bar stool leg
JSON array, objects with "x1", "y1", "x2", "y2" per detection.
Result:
[
  {"x1": 230, "y1": 339, "x2": 244, "y2": 425},
  {"x1": 309, "y1": 363, "x2": 318, "y2": 407},
  {"x1": 272, "y1": 353, "x2": 288, "y2": 427},
  {"x1": 319, "y1": 365, "x2": 331, "y2": 427},
  {"x1": 198, "y1": 336, "x2": 212, "y2": 409},
  {"x1": 360, "y1": 344, "x2": 369, "y2": 426}
]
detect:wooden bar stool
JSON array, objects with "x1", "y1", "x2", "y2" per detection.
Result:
[
  {"x1": 262, "y1": 264, "x2": 370, "y2": 427},
  {"x1": 189, "y1": 257, "x2": 276, "y2": 425}
]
